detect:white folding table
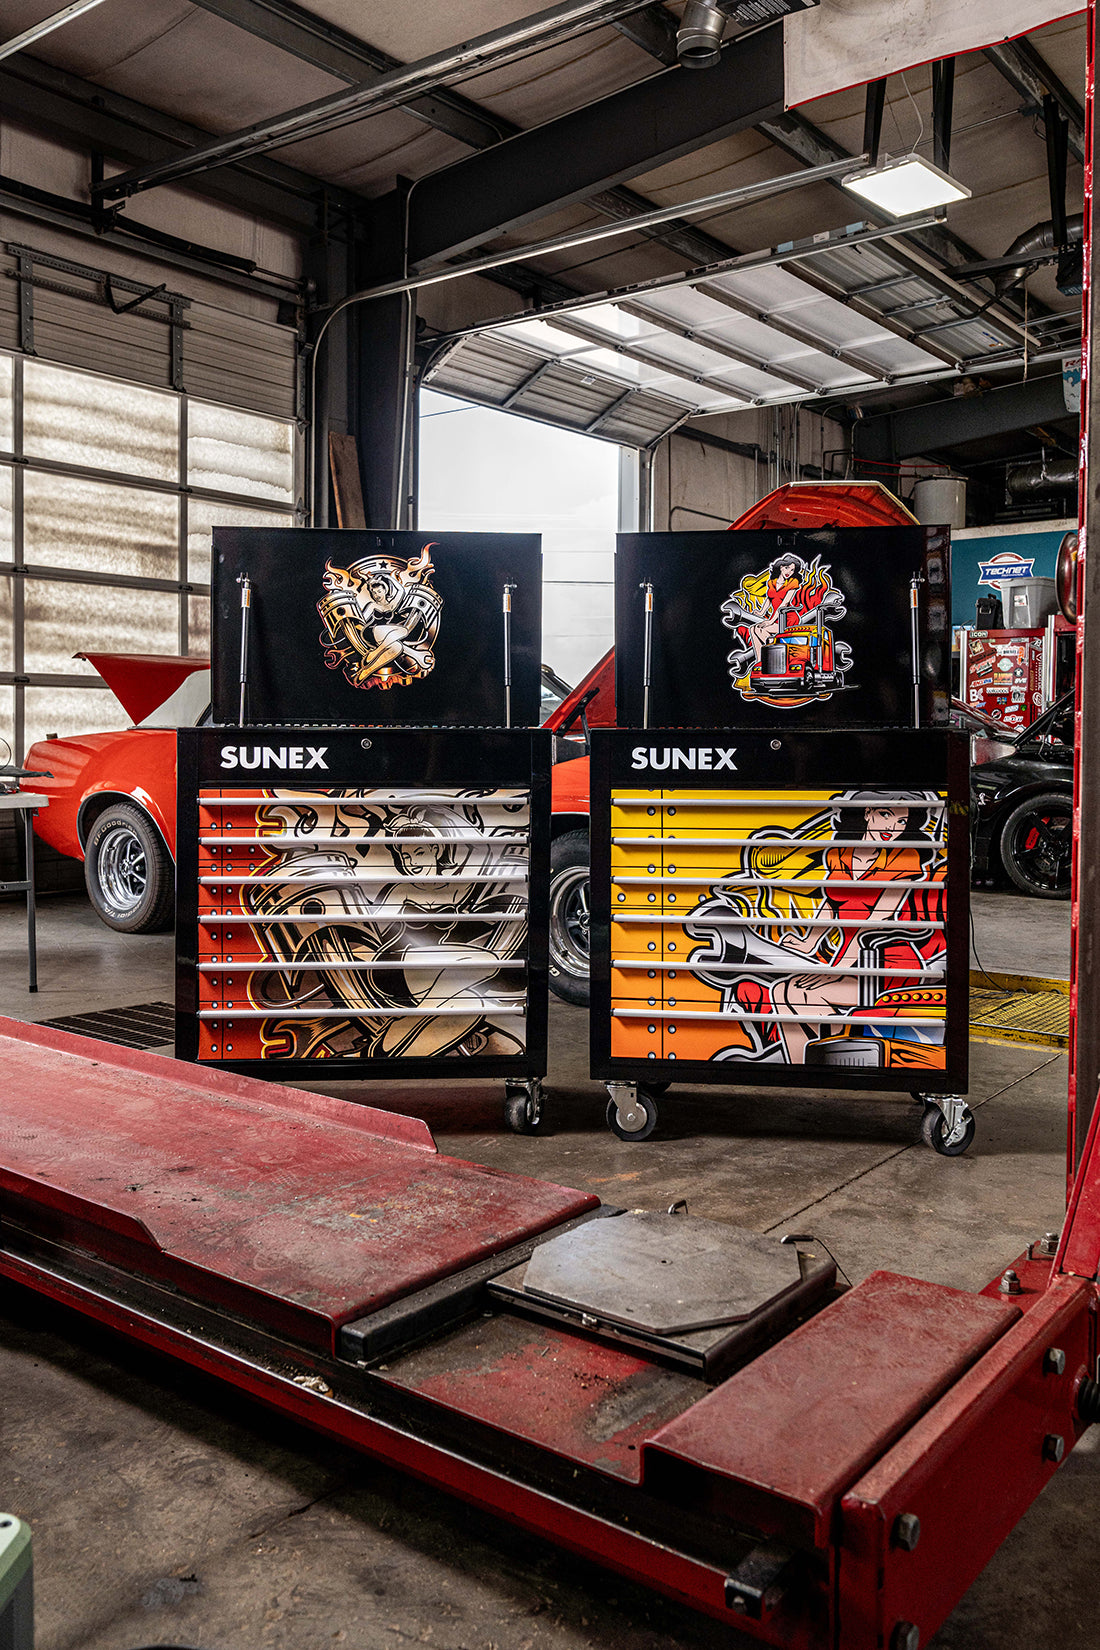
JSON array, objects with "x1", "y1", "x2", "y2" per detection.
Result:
[{"x1": 0, "y1": 792, "x2": 49, "y2": 992}]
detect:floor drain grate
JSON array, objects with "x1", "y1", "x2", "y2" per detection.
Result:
[{"x1": 37, "y1": 1001, "x2": 175, "y2": 1050}]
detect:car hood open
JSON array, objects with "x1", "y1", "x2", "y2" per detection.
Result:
[{"x1": 75, "y1": 652, "x2": 211, "y2": 725}]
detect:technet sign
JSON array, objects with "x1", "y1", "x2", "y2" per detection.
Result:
[{"x1": 977, "y1": 552, "x2": 1036, "y2": 587}]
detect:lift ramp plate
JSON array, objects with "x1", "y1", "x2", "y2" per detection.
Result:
[
  {"x1": 489, "y1": 1212, "x2": 835, "y2": 1377},
  {"x1": 0, "y1": 1017, "x2": 596, "y2": 1355},
  {"x1": 520, "y1": 1212, "x2": 804, "y2": 1333}
]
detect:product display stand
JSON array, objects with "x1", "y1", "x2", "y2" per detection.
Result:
[
  {"x1": 176, "y1": 727, "x2": 551, "y2": 1133},
  {"x1": 592, "y1": 523, "x2": 970, "y2": 1148},
  {"x1": 177, "y1": 529, "x2": 549, "y2": 1132}
]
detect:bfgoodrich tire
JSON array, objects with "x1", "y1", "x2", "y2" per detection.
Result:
[
  {"x1": 84, "y1": 802, "x2": 175, "y2": 933},
  {"x1": 548, "y1": 829, "x2": 590, "y2": 1006},
  {"x1": 998, "y1": 791, "x2": 1072, "y2": 899}
]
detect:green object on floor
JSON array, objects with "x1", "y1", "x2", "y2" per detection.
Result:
[{"x1": 0, "y1": 1515, "x2": 32, "y2": 1650}]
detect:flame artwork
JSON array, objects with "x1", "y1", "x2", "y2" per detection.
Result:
[
  {"x1": 721, "y1": 552, "x2": 852, "y2": 707},
  {"x1": 317, "y1": 545, "x2": 442, "y2": 691}
]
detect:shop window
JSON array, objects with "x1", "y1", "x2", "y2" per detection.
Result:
[
  {"x1": 0, "y1": 574, "x2": 12, "y2": 673},
  {"x1": 187, "y1": 401, "x2": 294, "y2": 503},
  {"x1": 186, "y1": 496, "x2": 292, "y2": 585},
  {"x1": 0, "y1": 350, "x2": 297, "y2": 757},
  {"x1": 23, "y1": 360, "x2": 179, "y2": 481},
  {"x1": 23, "y1": 580, "x2": 182, "y2": 675},
  {"x1": 22, "y1": 683, "x2": 127, "y2": 751},
  {"x1": 0, "y1": 355, "x2": 12, "y2": 454},
  {"x1": 23, "y1": 473, "x2": 178, "y2": 580},
  {"x1": 0, "y1": 464, "x2": 12, "y2": 558}
]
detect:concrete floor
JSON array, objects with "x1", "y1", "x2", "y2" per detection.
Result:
[{"x1": 1, "y1": 887, "x2": 1093, "y2": 1650}]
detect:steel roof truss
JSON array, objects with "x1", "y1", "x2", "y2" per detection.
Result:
[{"x1": 95, "y1": 0, "x2": 663, "y2": 201}]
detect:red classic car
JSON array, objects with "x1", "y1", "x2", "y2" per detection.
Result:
[{"x1": 23, "y1": 647, "x2": 611, "y2": 1002}]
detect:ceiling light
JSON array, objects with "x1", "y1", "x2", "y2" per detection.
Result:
[
  {"x1": 841, "y1": 154, "x2": 971, "y2": 215},
  {"x1": 677, "y1": 1, "x2": 727, "y2": 68}
]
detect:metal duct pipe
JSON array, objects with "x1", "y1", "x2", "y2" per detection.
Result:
[
  {"x1": 96, "y1": 0, "x2": 662, "y2": 200},
  {"x1": 677, "y1": 1, "x2": 727, "y2": 66},
  {"x1": 994, "y1": 213, "x2": 1083, "y2": 294},
  {"x1": 1006, "y1": 458, "x2": 1078, "y2": 496}
]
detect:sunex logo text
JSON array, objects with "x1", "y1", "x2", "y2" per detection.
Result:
[
  {"x1": 219, "y1": 745, "x2": 329, "y2": 771},
  {"x1": 630, "y1": 746, "x2": 737, "y2": 771}
]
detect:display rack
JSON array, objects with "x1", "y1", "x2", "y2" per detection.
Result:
[{"x1": 176, "y1": 727, "x2": 551, "y2": 1130}]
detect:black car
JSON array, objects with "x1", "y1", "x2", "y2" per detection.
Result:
[{"x1": 970, "y1": 694, "x2": 1074, "y2": 898}]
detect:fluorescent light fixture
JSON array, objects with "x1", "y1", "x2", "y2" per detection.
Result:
[{"x1": 842, "y1": 154, "x2": 971, "y2": 215}]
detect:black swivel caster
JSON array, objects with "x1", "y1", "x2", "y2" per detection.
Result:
[
  {"x1": 605, "y1": 1082, "x2": 659, "y2": 1141},
  {"x1": 504, "y1": 1078, "x2": 543, "y2": 1135},
  {"x1": 918, "y1": 1096, "x2": 975, "y2": 1156}
]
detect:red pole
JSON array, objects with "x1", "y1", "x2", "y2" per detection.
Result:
[{"x1": 1070, "y1": 0, "x2": 1096, "y2": 1188}]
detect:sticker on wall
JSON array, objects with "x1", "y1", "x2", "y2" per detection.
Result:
[
  {"x1": 977, "y1": 551, "x2": 1036, "y2": 586},
  {"x1": 720, "y1": 550, "x2": 852, "y2": 707},
  {"x1": 318, "y1": 545, "x2": 443, "y2": 691}
]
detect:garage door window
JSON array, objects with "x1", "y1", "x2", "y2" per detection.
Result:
[{"x1": 0, "y1": 351, "x2": 298, "y2": 757}]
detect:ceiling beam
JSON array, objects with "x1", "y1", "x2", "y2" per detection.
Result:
[
  {"x1": 983, "y1": 37, "x2": 1085, "y2": 165},
  {"x1": 612, "y1": 3, "x2": 680, "y2": 63},
  {"x1": 755, "y1": 105, "x2": 1037, "y2": 325},
  {"x1": 95, "y1": 0, "x2": 660, "y2": 201},
  {"x1": 195, "y1": 1, "x2": 745, "y2": 281},
  {"x1": 853, "y1": 371, "x2": 1070, "y2": 461},
  {"x1": 189, "y1": 0, "x2": 514, "y2": 150},
  {"x1": 432, "y1": 217, "x2": 945, "y2": 344},
  {"x1": 0, "y1": 0, "x2": 108, "y2": 62},
  {"x1": 407, "y1": 23, "x2": 784, "y2": 265},
  {"x1": 0, "y1": 53, "x2": 330, "y2": 229}
]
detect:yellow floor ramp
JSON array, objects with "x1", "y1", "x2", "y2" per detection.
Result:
[{"x1": 969, "y1": 970, "x2": 1069, "y2": 1050}]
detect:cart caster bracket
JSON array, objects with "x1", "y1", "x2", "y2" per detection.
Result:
[
  {"x1": 605, "y1": 1082, "x2": 658, "y2": 1141},
  {"x1": 916, "y1": 1093, "x2": 975, "y2": 1156},
  {"x1": 504, "y1": 1078, "x2": 543, "y2": 1135}
]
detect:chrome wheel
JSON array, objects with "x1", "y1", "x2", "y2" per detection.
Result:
[
  {"x1": 96, "y1": 824, "x2": 148, "y2": 915},
  {"x1": 550, "y1": 864, "x2": 590, "y2": 978}
]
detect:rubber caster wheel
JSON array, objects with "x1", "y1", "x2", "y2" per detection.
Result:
[
  {"x1": 606, "y1": 1090, "x2": 658, "y2": 1141},
  {"x1": 504, "y1": 1083, "x2": 542, "y2": 1135},
  {"x1": 920, "y1": 1102, "x2": 975, "y2": 1156}
]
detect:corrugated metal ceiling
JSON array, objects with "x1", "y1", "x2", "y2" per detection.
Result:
[{"x1": 0, "y1": 2, "x2": 1086, "y2": 439}]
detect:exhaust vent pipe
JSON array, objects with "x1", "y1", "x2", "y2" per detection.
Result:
[
  {"x1": 1006, "y1": 458, "x2": 1078, "y2": 497},
  {"x1": 677, "y1": 1, "x2": 727, "y2": 67},
  {"x1": 994, "y1": 214, "x2": 1083, "y2": 296}
]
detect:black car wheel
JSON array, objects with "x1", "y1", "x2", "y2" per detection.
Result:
[
  {"x1": 548, "y1": 829, "x2": 590, "y2": 1006},
  {"x1": 998, "y1": 791, "x2": 1073, "y2": 900},
  {"x1": 84, "y1": 802, "x2": 175, "y2": 933}
]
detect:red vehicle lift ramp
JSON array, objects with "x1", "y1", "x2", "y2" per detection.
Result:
[{"x1": 2, "y1": 1011, "x2": 1099, "y2": 1649}]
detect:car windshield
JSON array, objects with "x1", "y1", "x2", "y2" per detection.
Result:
[
  {"x1": 1018, "y1": 695, "x2": 1074, "y2": 750},
  {"x1": 137, "y1": 669, "x2": 213, "y2": 729},
  {"x1": 540, "y1": 664, "x2": 573, "y2": 725}
]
